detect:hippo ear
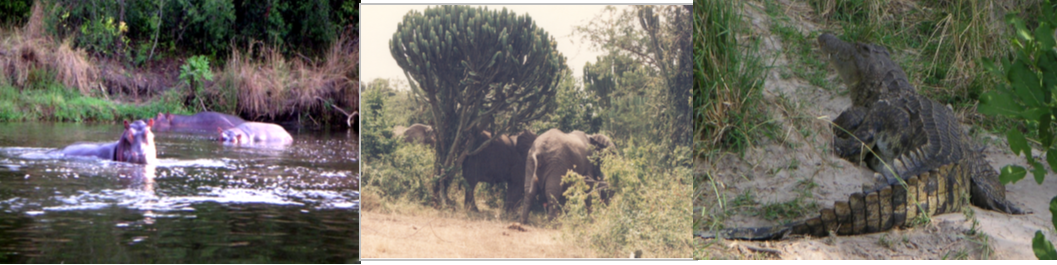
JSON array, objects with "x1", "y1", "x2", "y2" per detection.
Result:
[{"x1": 124, "y1": 120, "x2": 130, "y2": 129}]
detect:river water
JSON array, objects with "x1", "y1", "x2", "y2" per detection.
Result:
[{"x1": 0, "y1": 122, "x2": 359, "y2": 263}]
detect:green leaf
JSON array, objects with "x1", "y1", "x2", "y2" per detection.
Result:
[
  {"x1": 1033, "y1": 160, "x2": 1048, "y2": 184},
  {"x1": 999, "y1": 165, "x2": 1027, "y2": 185},
  {"x1": 1051, "y1": 196, "x2": 1057, "y2": 232},
  {"x1": 1009, "y1": 129, "x2": 1031, "y2": 156},
  {"x1": 1047, "y1": 148, "x2": 1057, "y2": 176},
  {"x1": 1034, "y1": 230, "x2": 1057, "y2": 260},
  {"x1": 1010, "y1": 62, "x2": 1044, "y2": 107},
  {"x1": 1035, "y1": 23, "x2": 1056, "y2": 51},
  {"x1": 979, "y1": 91, "x2": 1026, "y2": 118}
]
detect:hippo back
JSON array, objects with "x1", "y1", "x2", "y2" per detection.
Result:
[{"x1": 221, "y1": 122, "x2": 293, "y2": 145}]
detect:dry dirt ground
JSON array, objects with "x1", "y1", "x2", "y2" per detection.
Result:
[
  {"x1": 695, "y1": 0, "x2": 1057, "y2": 260},
  {"x1": 360, "y1": 202, "x2": 598, "y2": 258}
]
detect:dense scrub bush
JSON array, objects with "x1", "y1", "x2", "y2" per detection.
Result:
[{"x1": 42, "y1": 0, "x2": 355, "y2": 63}]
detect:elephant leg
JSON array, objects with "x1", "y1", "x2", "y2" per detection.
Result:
[
  {"x1": 544, "y1": 176, "x2": 563, "y2": 222},
  {"x1": 465, "y1": 180, "x2": 479, "y2": 212},
  {"x1": 520, "y1": 179, "x2": 539, "y2": 224},
  {"x1": 504, "y1": 181, "x2": 523, "y2": 214}
]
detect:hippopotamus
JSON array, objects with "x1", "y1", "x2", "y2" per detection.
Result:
[
  {"x1": 220, "y1": 122, "x2": 293, "y2": 145},
  {"x1": 61, "y1": 119, "x2": 157, "y2": 164},
  {"x1": 152, "y1": 112, "x2": 245, "y2": 132}
]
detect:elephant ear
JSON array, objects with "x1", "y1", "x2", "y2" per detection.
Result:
[
  {"x1": 514, "y1": 130, "x2": 538, "y2": 153},
  {"x1": 588, "y1": 134, "x2": 615, "y2": 152}
]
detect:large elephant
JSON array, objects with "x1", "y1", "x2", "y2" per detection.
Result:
[
  {"x1": 459, "y1": 129, "x2": 538, "y2": 213},
  {"x1": 393, "y1": 123, "x2": 435, "y2": 146},
  {"x1": 519, "y1": 129, "x2": 615, "y2": 224}
]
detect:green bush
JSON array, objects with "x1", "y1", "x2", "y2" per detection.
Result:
[
  {"x1": 0, "y1": 0, "x2": 32, "y2": 25},
  {"x1": 561, "y1": 139, "x2": 691, "y2": 258},
  {"x1": 362, "y1": 84, "x2": 398, "y2": 161},
  {"x1": 179, "y1": 55, "x2": 214, "y2": 111},
  {"x1": 364, "y1": 143, "x2": 436, "y2": 205},
  {"x1": 43, "y1": 0, "x2": 355, "y2": 63},
  {"x1": 976, "y1": 0, "x2": 1057, "y2": 260}
]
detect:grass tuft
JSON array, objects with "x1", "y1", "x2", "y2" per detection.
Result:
[{"x1": 694, "y1": 0, "x2": 770, "y2": 157}]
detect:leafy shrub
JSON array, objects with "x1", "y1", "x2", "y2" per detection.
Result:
[
  {"x1": 364, "y1": 143, "x2": 436, "y2": 205},
  {"x1": 0, "y1": 0, "x2": 32, "y2": 25},
  {"x1": 179, "y1": 55, "x2": 213, "y2": 111},
  {"x1": 977, "y1": 0, "x2": 1057, "y2": 260},
  {"x1": 362, "y1": 84, "x2": 398, "y2": 160},
  {"x1": 560, "y1": 140, "x2": 691, "y2": 258}
]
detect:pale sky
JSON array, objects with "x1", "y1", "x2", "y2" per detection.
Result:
[{"x1": 361, "y1": 5, "x2": 617, "y2": 89}]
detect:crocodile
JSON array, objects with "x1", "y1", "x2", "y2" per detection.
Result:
[{"x1": 696, "y1": 34, "x2": 1029, "y2": 241}]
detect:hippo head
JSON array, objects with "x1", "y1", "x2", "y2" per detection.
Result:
[
  {"x1": 153, "y1": 112, "x2": 174, "y2": 130},
  {"x1": 115, "y1": 119, "x2": 157, "y2": 164},
  {"x1": 220, "y1": 127, "x2": 247, "y2": 144}
]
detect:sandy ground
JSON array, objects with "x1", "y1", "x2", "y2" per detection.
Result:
[
  {"x1": 360, "y1": 209, "x2": 598, "y2": 258},
  {"x1": 695, "y1": 0, "x2": 1057, "y2": 260}
]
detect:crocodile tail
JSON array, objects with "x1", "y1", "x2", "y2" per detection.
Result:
[{"x1": 699, "y1": 164, "x2": 968, "y2": 240}]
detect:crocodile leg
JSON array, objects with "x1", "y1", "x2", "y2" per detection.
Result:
[{"x1": 968, "y1": 157, "x2": 1030, "y2": 214}]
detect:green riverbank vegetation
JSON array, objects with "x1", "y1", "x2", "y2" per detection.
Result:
[{"x1": 0, "y1": 0, "x2": 358, "y2": 127}]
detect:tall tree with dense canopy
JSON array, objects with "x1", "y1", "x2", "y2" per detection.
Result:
[
  {"x1": 390, "y1": 5, "x2": 566, "y2": 207},
  {"x1": 576, "y1": 5, "x2": 692, "y2": 146}
]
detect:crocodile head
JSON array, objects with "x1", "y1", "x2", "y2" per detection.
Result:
[
  {"x1": 818, "y1": 33, "x2": 913, "y2": 106},
  {"x1": 818, "y1": 33, "x2": 865, "y2": 90}
]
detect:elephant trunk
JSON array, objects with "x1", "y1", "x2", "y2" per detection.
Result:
[{"x1": 520, "y1": 152, "x2": 539, "y2": 225}]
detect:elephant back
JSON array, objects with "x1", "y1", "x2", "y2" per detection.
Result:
[{"x1": 531, "y1": 129, "x2": 595, "y2": 179}]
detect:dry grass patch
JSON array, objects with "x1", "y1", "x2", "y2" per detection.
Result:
[
  {"x1": 0, "y1": 2, "x2": 100, "y2": 95},
  {"x1": 210, "y1": 33, "x2": 358, "y2": 125}
]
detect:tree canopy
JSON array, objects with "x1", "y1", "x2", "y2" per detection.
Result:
[{"x1": 389, "y1": 5, "x2": 566, "y2": 206}]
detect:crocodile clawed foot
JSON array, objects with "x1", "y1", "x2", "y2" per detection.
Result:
[{"x1": 1002, "y1": 203, "x2": 1033, "y2": 215}]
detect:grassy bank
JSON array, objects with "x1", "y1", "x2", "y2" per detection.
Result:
[
  {"x1": 0, "y1": 83, "x2": 185, "y2": 122},
  {"x1": 0, "y1": 0, "x2": 358, "y2": 127}
]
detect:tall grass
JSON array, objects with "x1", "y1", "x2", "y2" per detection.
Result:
[
  {"x1": 210, "y1": 32, "x2": 358, "y2": 125},
  {"x1": 694, "y1": 0, "x2": 768, "y2": 157}
]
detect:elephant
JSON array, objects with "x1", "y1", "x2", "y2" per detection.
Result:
[
  {"x1": 519, "y1": 129, "x2": 616, "y2": 224},
  {"x1": 458, "y1": 129, "x2": 538, "y2": 213},
  {"x1": 393, "y1": 123, "x2": 435, "y2": 146}
]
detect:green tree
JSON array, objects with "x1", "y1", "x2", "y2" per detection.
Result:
[
  {"x1": 389, "y1": 5, "x2": 565, "y2": 207},
  {"x1": 575, "y1": 5, "x2": 692, "y2": 146},
  {"x1": 362, "y1": 78, "x2": 398, "y2": 161},
  {"x1": 536, "y1": 67, "x2": 601, "y2": 134}
]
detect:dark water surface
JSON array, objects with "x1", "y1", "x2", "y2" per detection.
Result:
[{"x1": 0, "y1": 122, "x2": 359, "y2": 263}]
